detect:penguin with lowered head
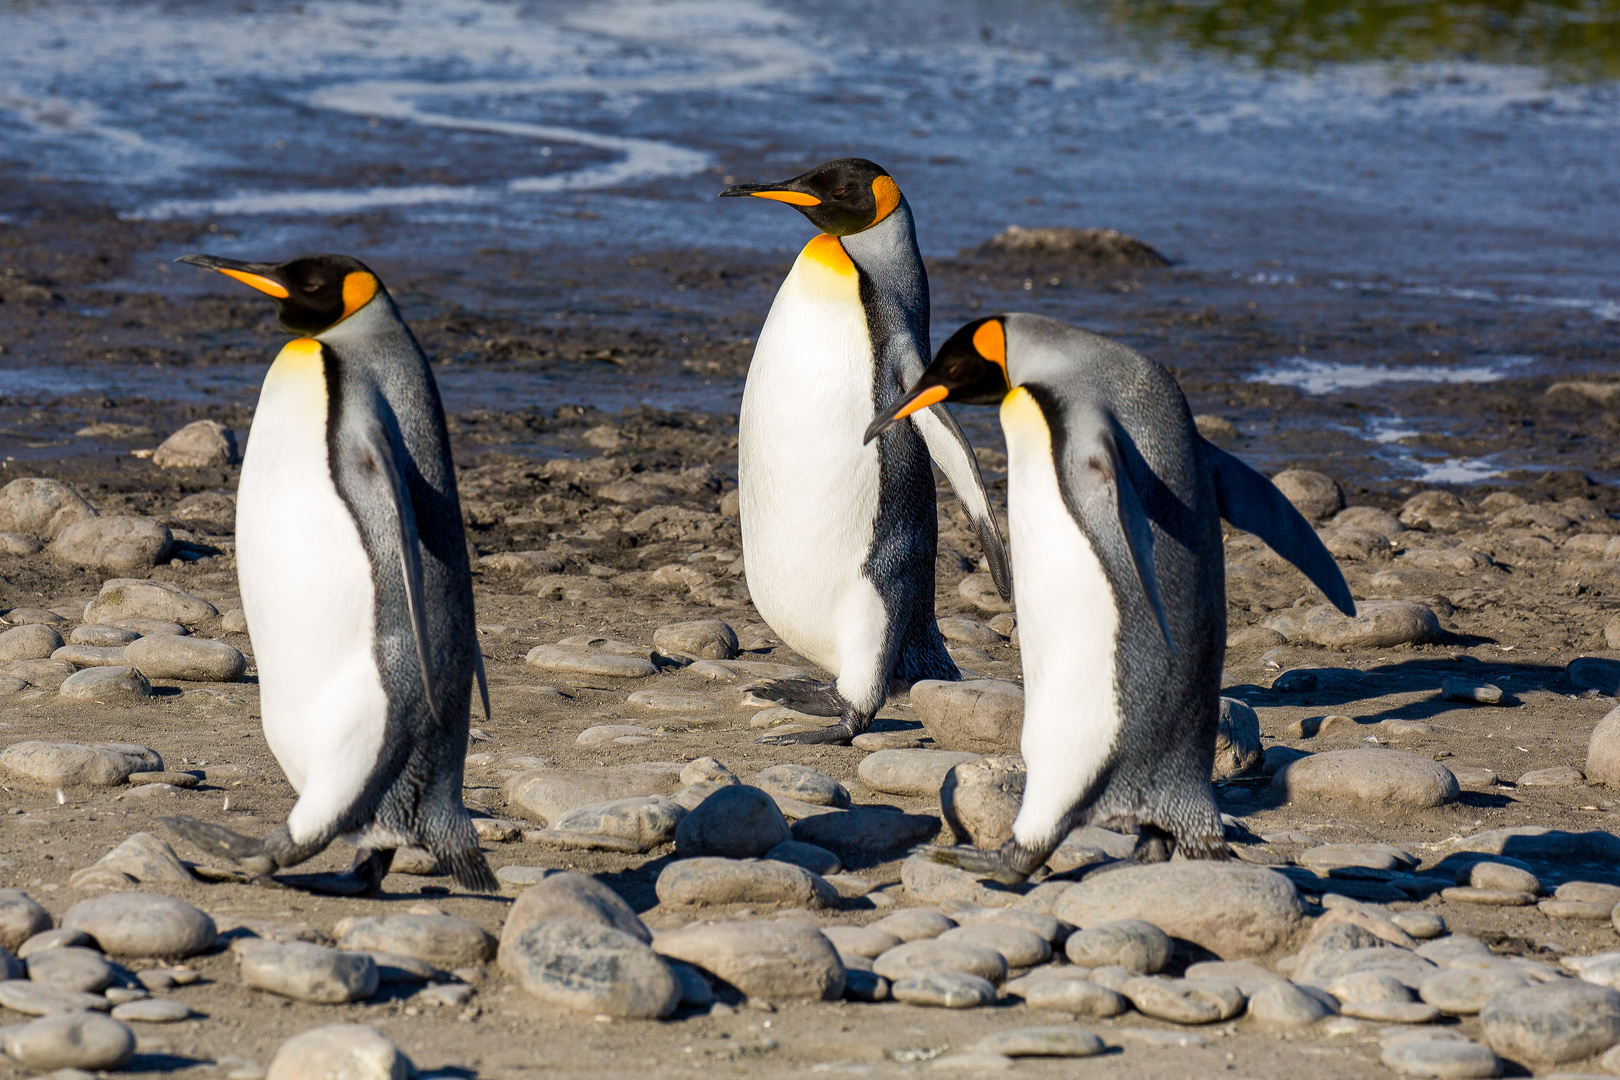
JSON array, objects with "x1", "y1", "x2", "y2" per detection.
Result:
[
  {"x1": 165, "y1": 253, "x2": 496, "y2": 895},
  {"x1": 720, "y1": 158, "x2": 1011, "y2": 744},
  {"x1": 866, "y1": 313, "x2": 1354, "y2": 880}
]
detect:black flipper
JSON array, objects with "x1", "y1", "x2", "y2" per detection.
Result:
[
  {"x1": 911, "y1": 402, "x2": 1013, "y2": 601},
  {"x1": 351, "y1": 417, "x2": 442, "y2": 722},
  {"x1": 163, "y1": 815, "x2": 273, "y2": 875},
  {"x1": 474, "y1": 648, "x2": 491, "y2": 722},
  {"x1": 1063, "y1": 414, "x2": 1174, "y2": 652},
  {"x1": 1202, "y1": 439, "x2": 1356, "y2": 616}
]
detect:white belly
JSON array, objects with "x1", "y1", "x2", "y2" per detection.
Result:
[
  {"x1": 236, "y1": 339, "x2": 389, "y2": 843},
  {"x1": 1001, "y1": 388, "x2": 1123, "y2": 848},
  {"x1": 738, "y1": 236, "x2": 886, "y2": 681}
]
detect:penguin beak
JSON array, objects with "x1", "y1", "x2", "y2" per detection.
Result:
[
  {"x1": 175, "y1": 254, "x2": 290, "y2": 299},
  {"x1": 863, "y1": 384, "x2": 950, "y2": 444},
  {"x1": 717, "y1": 182, "x2": 821, "y2": 207}
]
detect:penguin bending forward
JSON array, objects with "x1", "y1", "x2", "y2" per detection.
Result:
[
  {"x1": 866, "y1": 313, "x2": 1354, "y2": 880},
  {"x1": 165, "y1": 253, "x2": 496, "y2": 896},
  {"x1": 720, "y1": 158, "x2": 1011, "y2": 744}
]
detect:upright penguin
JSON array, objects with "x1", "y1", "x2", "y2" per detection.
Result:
[
  {"x1": 165, "y1": 253, "x2": 496, "y2": 895},
  {"x1": 720, "y1": 158, "x2": 1011, "y2": 744},
  {"x1": 867, "y1": 313, "x2": 1354, "y2": 879}
]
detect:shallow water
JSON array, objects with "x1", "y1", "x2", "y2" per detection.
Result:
[{"x1": 2, "y1": 0, "x2": 1617, "y2": 487}]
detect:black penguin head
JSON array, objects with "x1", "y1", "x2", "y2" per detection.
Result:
[
  {"x1": 176, "y1": 253, "x2": 383, "y2": 335},
  {"x1": 864, "y1": 316, "x2": 1013, "y2": 444},
  {"x1": 718, "y1": 158, "x2": 902, "y2": 236}
]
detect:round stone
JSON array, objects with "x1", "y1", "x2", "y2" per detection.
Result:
[
  {"x1": 0, "y1": 623, "x2": 64, "y2": 662},
  {"x1": 1272, "y1": 469, "x2": 1343, "y2": 520},
  {"x1": 870, "y1": 909, "x2": 955, "y2": 942},
  {"x1": 123, "y1": 634, "x2": 245, "y2": 682},
  {"x1": 1064, "y1": 919, "x2": 1171, "y2": 973},
  {"x1": 654, "y1": 857, "x2": 840, "y2": 909},
  {"x1": 153, "y1": 420, "x2": 238, "y2": 468},
  {"x1": 575, "y1": 724, "x2": 654, "y2": 747},
  {"x1": 0, "y1": 477, "x2": 97, "y2": 539},
  {"x1": 1340, "y1": 1001, "x2": 1443, "y2": 1023},
  {"x1": 1330, "y1": 971, "x2": 1413, "y2": 1004},
  {"x1": 266, "y1": 1023, "x2": 411, "y2": 1080},
  {"x1": 50, "y1": 516, "x2": 172, "y2": 576},
  {"x1": 550, "y1": 796, "x2": 684, "y2": 848},
  {"x1": 1391, "y1": 912, "x2": 1447, "y2": 940},
  {"x1": 110, "y1": 998, "x2": 192, "y2": 1022},
  {"x1": 235, "y1": 940, "x2": 379, "y2": 1004},
  {"x1": 1247, "y1": 981, "x2": 1336, "y2": 1030},
  {"x1": 753, "y1": 764, "x2": 849, "y2": 808},
  {"x1": 652, "y1": 920, "x2": 844, "y2": 1001},
  {"x1": 789, "y1": 807, "x2": 940, "y2": 855},
  {"x1": 0, "y1": 890, "x2": 53, "y2": 951},
  {"x1": 62, "y1": 893, "x2": 215, "y2": 958},
  {"x1": 1585, "y1": 703, "x2": 1620, "y2": 786},
  {"x1": 499, "y1": 871, "x2": 649, "y2": 962},
  {"x1": 890, "y1": 971, "x2": 996, "y2": 1009},
  {"x1": 651, "y1": 620, "x2": 738, "y2": 660},
  {"x1": 17, "y1": 928, "x2": 91, "y2": 958},
  {"x1": 59, "y1": 665, "x2": 153, "y2": 701},
  {"x1": 1380, "y1": 1039, "x2": 1502, "y2": 1078},
  {"x1": 674, "y1": 785, "x2": 791, "y2": 858},
  {"x1": 1419, "y1": 969, "x2": 1528, "y2": 1015},
  {"x1": 24, "y1": 946, "x2": 115, "y2": 992},
  {"x1": 1272, "y1": 750, "x2": 1459, "y2": 808},
  {"x1": 856, "y1": 749, "x2": 983, "y2": 797},
  {"x1": 820, "y1": 926, "x2": 900, "y2": 960},
  {"x1": 1300, "y1": 600, "x2": 1441, "y2": 648},
  {"x1": 0, "y1": 1012, "x2": 134, "y2": 1071},
  {"x1": 83, "y1": 579, "x2": 218, "y2": 627},
  {"x1": 1007, "y1": 975, "x2": 1127, "y2": 1017},
  {"x1": 0, "y1": 981, "x2": 110, "y2": 1015},
  {"x1": 500, "y1": 917, "x2": 679, "y2": 1019},
  {"x1": 524, "y1": 645, "x2": 655, "y2": 679},
  {"x1": 1468, "y1": 861, "x2": 1540, "y2": 894},
  {"x1": 335, "y1": 914, "x2": 495, "y2": 969},
  {"x1": 1054, "y1": 863, "x2": 1303, "y2": 959},
  {"x1": 0, "y1": 741, "x2": 144, "y2": 787},
  {"x1": 941, "y1": 755, "x2": 1024, "y2": 849},
  {"x1": 938, "y1": 924, "x2": 1049, "y2": 968},
  {"x1": 1481, "y1": 981, "x2": 1620, "y2": 1065},
  {"x1": 1122, "y1": 976, "x2": 1246, "y2": 1024},
  {"x1": 909, "y1": 680, "x2": 1023, "y2": 755},
  {"x1": 872, "y1": 939, "x2": 1007, "y2": 984}
]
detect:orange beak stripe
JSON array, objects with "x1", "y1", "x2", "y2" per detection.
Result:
[
  {"x1": 750, "y1": 190, "x2": 821, "y2": 207},
  {"x1": 889, "y1": 384, "x2": 949, "y2": 424},
  {"x1": 972, "y1": 319, "x2": 1006, "y2": 369},
  {"x1": 216, "y1": 267, "x2": 289, "y2": 298}
]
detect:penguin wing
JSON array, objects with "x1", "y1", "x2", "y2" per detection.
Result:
[
  {"x1": 349, "y1": 417, "x2": 443, "y2": 722},
  {"x1": 1062, "y1": 410, "x2": 1175, "y2": 651},
  {"x1": 1202, "y1": 439, "x2": 1356, "y2": 616},
  {"x1": 474, "y1": 649, "x2": 491, "y2": 722},
  {"x1": 910, "y1": 404, "x2": 1014, "y2": 600}
]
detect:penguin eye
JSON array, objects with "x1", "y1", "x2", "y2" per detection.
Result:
[{"x1": 832, "y1": 187, "x2": 848, "y2": 197}]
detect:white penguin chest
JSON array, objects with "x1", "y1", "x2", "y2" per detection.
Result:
[
  {"x1": 737, "y1": 234, "x2": 883, "y2": 670},
  {"x1": 1000, "y1": 388, "x2": 1123, "y2": 845},
  {"x1": 235, "y1": 339, "x2": 387, "y2": 805}
]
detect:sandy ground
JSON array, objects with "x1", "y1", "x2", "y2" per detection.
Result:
[{"x1": 2, "y1": 198, "x2": 1620, "y2": 1078}]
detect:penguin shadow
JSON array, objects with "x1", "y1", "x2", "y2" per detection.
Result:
[
  {"x1": 1223, "y1": 655, "x2": 1590, "y2": 724},
  {"x1": 124, "y1": 1052, "x2": 206, "y2": 1074}
]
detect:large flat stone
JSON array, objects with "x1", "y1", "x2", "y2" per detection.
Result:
[{"x1": 1053, "y1": 863, "x2": 1303, "y2": 959}]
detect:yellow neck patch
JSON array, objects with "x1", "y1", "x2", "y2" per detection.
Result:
[
  {"x1": 800, "y1": 233, "x2": 855, "y2": 275},
  {"x1": 870, "y1": 175, "x2": 901, "y2": 228},
  {"x1": 1000, "y1": 385, "x2": 1048, "y2": 445},
  {"x1": 341, "y1": 271, "x2": 378, "y2": 320}
]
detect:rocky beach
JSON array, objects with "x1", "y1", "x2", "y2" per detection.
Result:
[{"x1": 3, "y1": 0, "x2": 1620, "y2": 1076}]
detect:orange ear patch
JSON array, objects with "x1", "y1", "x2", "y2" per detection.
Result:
[
  {"x1": 972, "y1": 319, "x2": 1006, "y2": 368},
  {"x1": 341, "y1": 271, "x2": 378, "y2": 319},
  {"x1": 871, "y1": 175, "x2": 901, "y2": 226},
  {"x1": 751, "y1": 190, "x2": 821, "y2": 206}
]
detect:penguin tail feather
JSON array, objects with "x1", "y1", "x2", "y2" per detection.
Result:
[
  {"x1": 743, "y1": 678, "x2": 845, "y2": 717},
  {"x1": 438, "y1": 844, "x2": 499, "y2": 893}
]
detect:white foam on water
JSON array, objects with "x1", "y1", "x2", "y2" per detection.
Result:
[
  {"x1": 1416, "y1": 457, "x2": 1503, "y2": 484},
  {"x1": 1332, "y1": 280, "x2": 1620, "y2": 322},
  {"x1": 1250, "y1": 356, "x2": 1532, "y2": 395}
]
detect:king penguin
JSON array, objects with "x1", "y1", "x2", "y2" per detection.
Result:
[
  {"x1": 163, "y1": 253, "x2": 497, "y2": 896},
  {"x1": 866, "y1": 313, "x2": 1355, "y2": 880},
  {"x1": 719, "y1": 158, "x2": 1011, "y2": 744}
]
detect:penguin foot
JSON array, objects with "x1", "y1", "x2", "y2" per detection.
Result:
[
  {"x1": 755, "y1": 721, "x2": 860, "y2": 746},
  {"x1": 162, "y1": 815, "x2": 276, "y2": 876},
  {"x1": 927, "y1": 845, "x2": 1030, "y2": 887},
  {"x1": 278, "y1": 848, "x2": 394, "y2": 897},
  {"x1": 743, "y1": 678, "x2": 846, "y2": 718}
]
